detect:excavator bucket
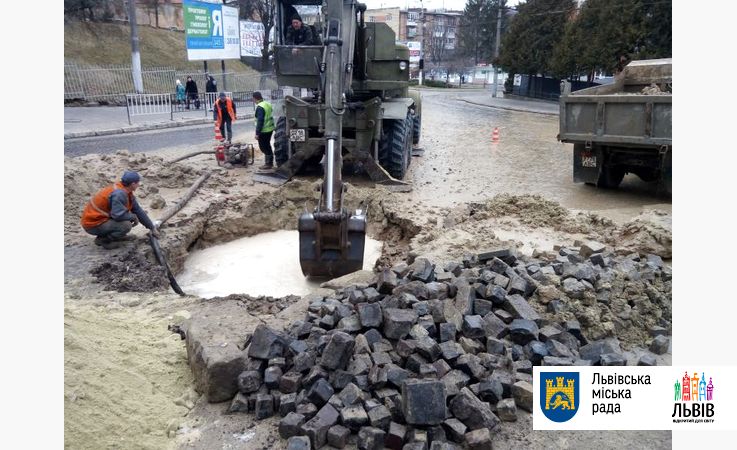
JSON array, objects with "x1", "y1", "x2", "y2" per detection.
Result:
[{"x1": 299, "y1": 210, "x2": 367, "y2": 278}]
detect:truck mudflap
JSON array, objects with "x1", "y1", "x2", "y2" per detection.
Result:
[
  {"x1": 298, "y1": 210, "x2": 367, "y2": 278},
  {"x1": 573, "y1": 143, "x2": 601, "y2": 185}
]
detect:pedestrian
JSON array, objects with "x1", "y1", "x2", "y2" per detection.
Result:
[
  {"x1": 80, "y1": 171, "x2": 159, "y2": 250},
  {"x1": 205, "y1": 75, "x2": 218, "y2": 110},
  {"x1": 284, "y1": 14, "x2": 315, "y2": 45},
  {"x1": 252, "y1": 91, "x2": 275, "y2": 170},
  {"x1": 213, "y1": 92, "x2": 236, "y2": 144},
  {"x1": 175, "y1": 79, "x2": 185, "y2": 105},
  {"x1": 185, "y1": 76, "x2": 199, "y2": 109}
]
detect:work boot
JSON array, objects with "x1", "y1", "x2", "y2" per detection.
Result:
[
  {"x1": 94, "y1": 236, "x2": 109, "y2": 246},
  {"x1": 111, "y1": 234, "x2": 136, "y2": 242},
  {"x1": 258, "y1": 163, "x2": 274, "y2": 171},
  {"x1": 101, "y1": 240, "x2": 123, "y2": 250}
]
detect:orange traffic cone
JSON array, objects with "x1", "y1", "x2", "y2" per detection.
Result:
[
  {"x1": 214, "y1": 125, "x2": 223, "y2": 142},
  {"x1": 491, "y1": 127, "x2": 500, "y2": 143}
]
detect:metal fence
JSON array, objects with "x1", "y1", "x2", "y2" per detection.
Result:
[
  {"x1": 64, "y1": 63, "x2": 281, "y2": 103},
  {"x1": 511, "y1": 74, "x2": 600, "y2": 101},
  {"x1": 128, "y1": 89, "x2": 292, "y2": 124},
  {"x1": 126, "y1": 93, "x2": 173, "y2": 124}
]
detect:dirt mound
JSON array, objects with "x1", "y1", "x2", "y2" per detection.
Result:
[
  {"x1": 90, "y1": 246, "x2": 170, "y2": 292},
  {"x1": 64, "y1": 151, "x2": 204, "y2": 238},
  {"x1": 205, "y1": 293, "x2": 301, "y2": 316},
  {"x1": 613, "y1": 217, "x2": 672, "y2": 258}
]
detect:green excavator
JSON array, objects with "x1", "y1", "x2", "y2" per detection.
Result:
[{"x1": 258, "y1": 0, "x2": 422, "y2": 278}]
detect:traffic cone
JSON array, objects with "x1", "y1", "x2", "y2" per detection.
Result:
[
  {"x1": 491, "y1": 127, "x2": 500, "y2": 143},
  {"x1": 214, "y1": 125, "x2": 223, "y2": 142}
]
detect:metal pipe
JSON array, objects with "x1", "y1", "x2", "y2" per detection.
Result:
[{"x1": 326, "y1": 138, "x2": 335, "y2": 211}]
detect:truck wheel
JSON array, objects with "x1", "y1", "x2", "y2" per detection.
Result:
[
  {"x1": 379, "y1": 115, "x2": 411, "y2": 179},
  {"x1": 274, "y1": 117, "x2": 288, "y2": 167},
  {"x1": 412, "y1": 112, "x2": 421, "y2": 145},
  {"x1": 597, "y1": 165, "x2": 625, "y2": 189}
]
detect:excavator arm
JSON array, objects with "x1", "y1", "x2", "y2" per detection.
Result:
[{"x1": 297, "y1": 0, "x2": 368, "y2": 277}]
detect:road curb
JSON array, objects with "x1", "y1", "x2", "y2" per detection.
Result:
[
  {"x1": 64, "y1": 113, "x2": 255, "y2": 140},
  {"x1": 456, "y1": 98, "x2": 558, "y2": 116}
]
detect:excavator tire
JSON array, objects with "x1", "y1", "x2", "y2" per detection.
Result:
[
  {"x1": 274, "y1": 116, "x2": 289, "y2": 167},
  {"x1": 379, "y1": 113, "x2": 412, "y2": 179},
  {"x1": 412, "y1": 112, "x2": 421, "y2": 145},
  {"x1": 404, "y1": 113, "x2": 413, "y2": 169}
]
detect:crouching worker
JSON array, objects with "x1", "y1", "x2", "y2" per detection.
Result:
[{"x1": 80, "y1": 170, "x2": 159, "y2": 249}]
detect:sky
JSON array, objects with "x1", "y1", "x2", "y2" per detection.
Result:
[{"x1": 363, "y1": 0, "x2": 521, "y2": 12}]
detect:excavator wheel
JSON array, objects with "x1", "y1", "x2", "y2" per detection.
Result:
[
  {"x1": 378, "y1": 113, "x2": 412, "y2": 179},
  {"x1": 274, "y1": 116, "x2": 289, "y2": 167}
]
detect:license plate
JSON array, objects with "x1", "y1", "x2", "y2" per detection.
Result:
[
  {"x1": 581, "y1": 155, "x2": 597, "y2": 168},
  {"x1": 289, "y1": 129, "x2": 306, "y2": 142}
]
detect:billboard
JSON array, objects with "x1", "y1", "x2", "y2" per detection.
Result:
[
  {"x1": 240, "y1": 21, "x2": 265, "y2": 58},
  {"x1": 403, "y1": 41, "x2": 421, "y2": 66},
  {"x1": 184, "y1": 0, "x2": 241, "y2": 61}
]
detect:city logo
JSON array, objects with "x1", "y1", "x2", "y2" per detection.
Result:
[
  {"x1": 674, "y1": 372, "x2": 714, "y2": 402},
  {"x1": 672, "y1": 371, "x2": 715, "y2": 422},
  {"x1": 540, "y1": 372, "x2": 579, "y2": 422}
]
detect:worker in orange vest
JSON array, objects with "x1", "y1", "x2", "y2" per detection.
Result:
[
  {"x1": 213, "y1": 92, "x2": 236, "y2": 144},
  {"x1": 80, "y1": 171, "x2": 159, "y2": 249}
]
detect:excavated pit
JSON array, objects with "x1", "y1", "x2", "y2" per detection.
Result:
[{"x1": 177, "y1": 230, "x2": 384, "y2": 298}]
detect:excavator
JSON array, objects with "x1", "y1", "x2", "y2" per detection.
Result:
[{"x1": 259, "y1": 0, "x2": 422, "y2": 278}]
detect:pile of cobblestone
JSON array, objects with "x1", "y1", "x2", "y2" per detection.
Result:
[{"x1": 185, "y1": 243, "x2": 671, "y2": 450}]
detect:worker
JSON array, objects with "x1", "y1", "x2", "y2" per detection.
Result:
[
  {"x1": 252, "y1": 91, "x2": 275, "y2": 170},
  {"x1": 284, "y1": 14, "x2": 314, "y2": 45},
  {"x1": 80, "y1": 171, "x2": 159, "y2": 250},
  {"x1": 213, "y1": 92, "x2": 237, "y2": 144},
  {"x1": 205, "y1": 74, "x2": 218, "y2": 110}
]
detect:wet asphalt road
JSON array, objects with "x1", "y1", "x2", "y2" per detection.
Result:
[
  {"x1": 64, "y1": 89, "x2": 671, "y2": 221},
  {"x1": 63, "y1": 121, "x2": 258, "y2": 157},
  {"x1": 407, "y1": 90, "x2": 671, "y2": 221}
]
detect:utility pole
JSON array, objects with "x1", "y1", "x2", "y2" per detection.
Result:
[
  {"x1": 491, "y1": 4, "x2": 502, "y2": 97},
  {"x1": 127, "y1": 0, "x2": 144, "y2": 93},
  {"x1": 418, "y1": 2, "x2": 424, "y2": 86}
]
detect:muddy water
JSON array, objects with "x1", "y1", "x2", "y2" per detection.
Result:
[
  {"x1": 409, "y1": 90, "x2": 671, "y2": 224},
  {"x1": 177, "y1": 230, "x2": 382, "y2": 298}
]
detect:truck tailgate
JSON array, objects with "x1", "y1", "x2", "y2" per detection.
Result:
[{"x1": 559, "y1": 94, "x2": 672, "y2": 147}]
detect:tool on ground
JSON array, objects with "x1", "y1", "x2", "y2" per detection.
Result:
[
  {"x1": 258, "y1": 0, "x2": 422, "y2": 277},
  {"x1": 216, "y1": 142, "x2": 254, "y2": 167}
]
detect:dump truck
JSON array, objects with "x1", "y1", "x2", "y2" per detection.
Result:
[
  {"x1": 261, "y1": 0, "x2": 422, "y2": 277},
  {"x1": 558, "y1": 58, "x2": 672, "y2": 194}
]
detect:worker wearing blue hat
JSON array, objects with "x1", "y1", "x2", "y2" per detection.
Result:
[{"x1": 80, "y1": 170, "x2": 159, "y2": 249}]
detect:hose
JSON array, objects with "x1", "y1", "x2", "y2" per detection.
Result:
[{"x1": 148, "y1": 233, "x2": 185, "y2": 296}]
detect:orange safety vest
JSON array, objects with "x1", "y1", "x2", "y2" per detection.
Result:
[
  {"x1": 214, "y1": 97, "x2": 236, "y2": 128},
  {"x1": 80, "y1": 182, "x2": 133, "y2": 229}
]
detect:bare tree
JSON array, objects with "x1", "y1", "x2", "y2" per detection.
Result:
[
  {"x1": 142, "y1": 0, "x2": 160, "y2": 28},
  {"x1": 427, "y1": 24, "x2": 448, "y2": 64}
]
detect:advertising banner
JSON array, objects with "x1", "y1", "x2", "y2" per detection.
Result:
[
  {"x1": 406, "y1": 41, "x2": 421, "y2": 64},
  {"x1": 184, "y1": 0, "x2": 240, "y2": 61},
  {"x1": 240, "y1": 21, "x2": 265, "y2": 58}
]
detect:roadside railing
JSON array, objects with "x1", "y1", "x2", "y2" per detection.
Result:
[
  {"x1": 125, "y1": 93, "x2": 173, "y2": 124},
  {"x1": 126, "y1": 88, "x2": 294, "y2": 125}
]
